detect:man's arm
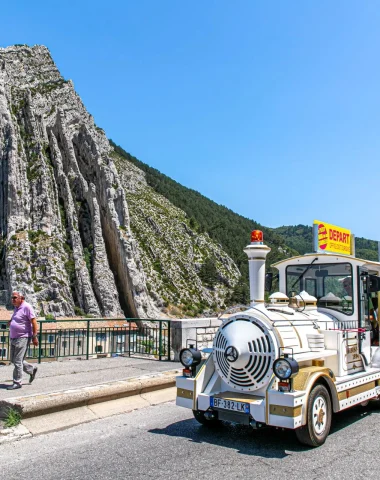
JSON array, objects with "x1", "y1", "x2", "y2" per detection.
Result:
[{"x1": 31, "y1": 318, "x2": 38, "y2": 346}]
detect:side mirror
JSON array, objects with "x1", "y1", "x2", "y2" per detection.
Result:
[
  {"x1": 265, "y1": 272, "x2": 273, "y2": 292},
  {"x1": 369, "y1": 275, "x2": 380, "y2": 293}
]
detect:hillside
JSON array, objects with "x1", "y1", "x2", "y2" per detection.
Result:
[
  {"x1": 272, "y1": 225, "x2": 378, "y2": 261},
  {"x1": 110, "y1": 141, "x2": 299, "y2": 303},
  {"x1": 110, "y1": 148, "x2": 240, "y2": 317}
]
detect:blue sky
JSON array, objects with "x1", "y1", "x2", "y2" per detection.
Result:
[{"x1": 2, "y1": 1, "x2": 380, "y2": 242}]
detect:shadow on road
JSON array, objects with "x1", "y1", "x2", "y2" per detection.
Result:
[
  {"x1": 330, "y1": 400, "x2": 380, "y2": 435},
  {"x1": 150, "y1": 401, "x2": 380, "y2": 457},
  {"x1": 150, "y1": 417, "x2": 302, "y2": 459}
]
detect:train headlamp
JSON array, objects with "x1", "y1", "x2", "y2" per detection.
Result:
[
  {"x1": 179, "y1": 348, "x2": 202, "y2": 368},
  {"x1": 273, "y1": 357, "x2": 299, "y2": 380}
]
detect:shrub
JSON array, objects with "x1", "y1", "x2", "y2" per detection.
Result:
[
  {"x1": 74, "y1": 306, "x2": 85, "y2": 317},
  {"x1": 4, "y1": 408, "x2": 21, "y2": 428}
]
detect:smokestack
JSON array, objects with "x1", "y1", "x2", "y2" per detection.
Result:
[{"x1": 243, "y1": 230, "x2": 271, "y2": 306}]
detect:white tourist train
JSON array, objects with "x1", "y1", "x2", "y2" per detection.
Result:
[{"x1": 176, "y1": 228, "x2": 380, "y2": 446}]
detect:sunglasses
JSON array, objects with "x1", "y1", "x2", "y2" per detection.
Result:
[{"x1": 11, "y1": 296, "x2": 19, "y2": 300}]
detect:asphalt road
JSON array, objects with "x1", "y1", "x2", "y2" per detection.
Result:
[{"x1": 1, "y1": 400, "x2": 380, "y2": 480}]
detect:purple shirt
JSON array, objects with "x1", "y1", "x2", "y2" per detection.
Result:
[{"x1": 10, "y1": 301, "x2": 36, "y2": 339}]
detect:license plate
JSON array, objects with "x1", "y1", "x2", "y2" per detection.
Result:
[{"x1": 210, "y1": 397, "x2": 250, "y2": 414}]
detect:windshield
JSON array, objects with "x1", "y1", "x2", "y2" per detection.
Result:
[{"x1": 286, "y1": 262, "x2": 353, "y2": 315}]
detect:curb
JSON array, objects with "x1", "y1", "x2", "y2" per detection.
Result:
[
  {"x1": 0, "y1": 369, "x2": 181, "y2": 419},
  {"x1": 0, "y1": 424, "x2": 32, "y2": 445}
]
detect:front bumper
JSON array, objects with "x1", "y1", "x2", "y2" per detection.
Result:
[{"x1": 176, "y1": 375, "x2": 306, "y2": 429}]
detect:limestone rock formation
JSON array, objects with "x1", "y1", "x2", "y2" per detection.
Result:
[{"x1": 0, "y1": 45, "x2": 240, "y2": 318}]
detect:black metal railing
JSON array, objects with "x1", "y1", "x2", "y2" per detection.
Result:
[{"x1": 0, "y1": 318, "x2": 171, "y2": 363}]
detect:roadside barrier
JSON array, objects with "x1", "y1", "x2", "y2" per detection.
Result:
[{"x1": 0, "y1": 318, "x2": 172, "y2": 363}]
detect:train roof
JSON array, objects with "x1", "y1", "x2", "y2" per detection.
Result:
[{"x1": 272, "y1": 252, "x2": 380, "y2": 275}]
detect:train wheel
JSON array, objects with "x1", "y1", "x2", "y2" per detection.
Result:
[{"x1": 295, "y1": 384, "x2": 332, "y2": 447}]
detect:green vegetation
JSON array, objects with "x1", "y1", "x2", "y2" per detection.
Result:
[
  {"x1": 152, "y1": 260, "x2": 163, "y2": 275},
  {"x1": 28, "y1": 230, "x2": 47, "y2": 244},
  {"x1": 272, "y1": 225, "x2": 378, "y2": 261},
  {"x1": 271, "y1": 225, "x2": 312, "y2": 255},
  {"x1": 226, "y1": 278, "x2": 250, "y2": 306},
  {"x1": 110, "y1": 141, "x2": 298, "y2": 298},
  {"x1": 64, "y1": 257, "x2": 75, "y2": 285},
  {"x1": 26, "y1": 165, "x2": 40, "y2": 182},
  {"x1": 139, "y1": 339, "x2": 155, "y2": 353},
  {"x1": 11, "y1": 98, "x2": 26, "y2": 117},
  {"x1": 58, "y1": 198, "x2": 77, "y2": 299},
  {"x1": 59, "y1": 198, "x2": 67, "y2": 233},
  {"x1": 199, "y1": 258, "x2": 219, "y2": 289},
  {"x1": 110, "y1": 140, "x2": 380, "y2": 313},
  {"x1": 4, "y1": 408, "x2": 21, "y2": 428},
  {"x1": 355, "y1": 237, "x2": 379, "y2": 261},
  {"x1": 74, "y1": 306, "x2": 85, "y2": 316},
  {"x1": 30, "y1": 79, "x2": 68, "y2": 96},
  {"x1": 111, "y1": 140, "x2": 378, "y2": 266}
]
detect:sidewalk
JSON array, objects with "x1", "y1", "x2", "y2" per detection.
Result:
[
  {"x1": 0, "y1": 356, "x2": 181, "y2": 399},
  {"x1": 0, "y1": 356, "x2": 182, "y2": 429}
]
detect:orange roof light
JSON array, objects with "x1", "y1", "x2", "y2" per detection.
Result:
[{"x1": 251, "y1": 230, "x2": 263, "y2": 244}]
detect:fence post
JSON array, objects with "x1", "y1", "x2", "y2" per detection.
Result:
[
  {"x1": 167, "y1": 321, "x2": 171, "y2": 361},
  {"x1": 38, "y1": 321, "x2": 43, "y2": 364},
  {"x1": 86, "y1": 320, "x2": 90, "y2": 360},
  {"x1": 159, "y1": 321, "x2": 163, "y2": 361},
  {"x1": 128, "y1": 320, "x2": 131, "y2": 357}
]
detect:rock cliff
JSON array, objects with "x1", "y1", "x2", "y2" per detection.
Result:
[{"x1": 0, "y1": 45, "x2": 240, "y2": 317}]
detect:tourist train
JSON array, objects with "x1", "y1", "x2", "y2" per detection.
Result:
[{"x1": 176, "y1": 228, "x2": 380, "y2": 446}]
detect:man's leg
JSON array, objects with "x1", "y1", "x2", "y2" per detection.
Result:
[
  {"x1": 23, "y1": 351, "x2": 34, "y2": 377},
  {"x1": 9, "y1": 340, "x2": 16, "y2": 381},
  {"x1": 11, "y1": 338, "x2": 30, "y2": 386}
]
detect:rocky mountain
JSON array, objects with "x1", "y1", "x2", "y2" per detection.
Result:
[
  {"x1": 0, "y1": 44, "x2": 243, "y2": 318},
  {"x1": 5, "y1": 45, "x2": 373, "y2": 319},
  {"x1": 0, "y1": 45, "x2": 162, "y2": 317}
]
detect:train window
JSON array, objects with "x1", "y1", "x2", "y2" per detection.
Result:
[{"x1": 286, "y1": 263, "x2": 353, "y2": 315}]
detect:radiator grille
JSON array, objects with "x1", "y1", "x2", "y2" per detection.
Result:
[{"x1": 213, "y1": 317, "x2": 275, "y2": 392}]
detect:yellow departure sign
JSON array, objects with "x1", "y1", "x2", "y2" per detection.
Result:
[{"x1": 313, "y1": 220, "x2": 352, "y2": 255}]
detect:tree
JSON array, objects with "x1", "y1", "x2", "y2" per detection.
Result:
[
  {"x1": 227, "y1": 279, "x2": 249, "y2": 306},
  {"x1": 199, "y1": 258, "x2": 218, "y2": 289}
]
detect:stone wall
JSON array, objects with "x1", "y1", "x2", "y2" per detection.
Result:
[
  {"x1": 170, "y1": 317, "x2": 221, "y2": 360},
  {"x1": 195, "y1": 326, "x2": 219, "y2": 350}
]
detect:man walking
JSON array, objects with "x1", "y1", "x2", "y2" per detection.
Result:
[{"x1": 7, "y1": 291, "x2": 38, "y2": 390}]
